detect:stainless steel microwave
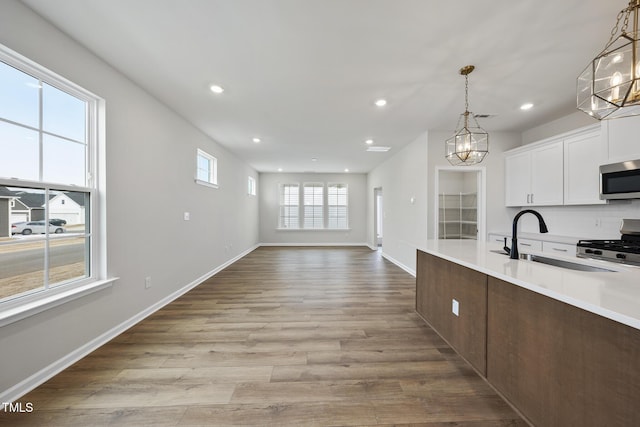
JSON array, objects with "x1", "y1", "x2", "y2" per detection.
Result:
[{"x1": 600, "y1": 159, "x2": 640, "y2": 200}]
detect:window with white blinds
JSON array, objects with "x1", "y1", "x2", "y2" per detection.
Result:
[
  {"x1": 279, "y1": 183, "x2": 299, "y2": 228},
  {"x1": 277, "y1": 181, "x2": 349, "y2": 230},
  {"x1": 328, "y1": 183, "x2": 349, "y2": 229},
  {"x1": 303, "y1": 183, "x2": 324, "y2": 229}
]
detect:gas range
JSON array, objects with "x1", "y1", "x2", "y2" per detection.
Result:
[{"x1": 577, "y1": 219, "x2": 640, "y2": 267}]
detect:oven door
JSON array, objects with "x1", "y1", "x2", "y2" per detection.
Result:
[{"x1": 600, "y1": 159, "x2": 640, "y2": 200}]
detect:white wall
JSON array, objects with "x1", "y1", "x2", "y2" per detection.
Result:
[
  {"x1": 522, "y1": 111, "x2": 596, "y2": 145},
  {"x1": 259, "y1": 172, "x2": 367, "y2": 245},
  {"x1": 367, "y1": 133, "x2": 429, "y2": 274},
  {"x1": 0, "y1": 0, "x2": 259, "y2": 398},
  {"x1": 514, "y1": 201, "x2": 640, "y2": 239}
]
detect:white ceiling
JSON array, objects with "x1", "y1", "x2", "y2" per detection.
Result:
[{"x1": 22, "y1": 0, "x2": 618, "y2": 173}]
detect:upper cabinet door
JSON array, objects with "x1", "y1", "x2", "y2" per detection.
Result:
[
  {"x1": 504, "y1": 151, "x2": 531, "y2": 207},
  {"x1": 530, "y1": 140, "x2": 564, "y2": 206},
  {"x1": 505, "y1": 139, "x2": 563, "y2": 207},
  {"x1": 606, "y1": 116, "x2": 640, "y2": 163},
  {"x1": 564, "y1": 128, "x2": 607, "y2": 205}
]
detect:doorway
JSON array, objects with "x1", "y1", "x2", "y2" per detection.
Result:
[
  {"x1": 435, "y1": 167, "x2": 485, "y2": 241},
  {"x1": 374, "y1": 187, "x2": 383, "y2": 248}
]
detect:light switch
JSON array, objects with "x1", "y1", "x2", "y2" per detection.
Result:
[
  {"x1": 183, "y1": 212, "x2": 190, "y2": 221},
  {"x1": 452, "y1": 299, "x2": 459, "y2": 316}
]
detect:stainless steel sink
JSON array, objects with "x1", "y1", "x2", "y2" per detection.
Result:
[
  {"x1": 489, "y1": 249, "x2": 616, "y2": 272},
  {"x1": 519, "y1": 253, "x2": 616, "y2": 272}
]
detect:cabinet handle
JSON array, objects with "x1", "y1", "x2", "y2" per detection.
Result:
[
  {"x1": 553, "y1": 248, "x2": 568, "y2": 252},
  {"x1": 521, "y1": 243, "x2": 532, "y2": 247},
  {"x1": 526, "y1": 194, "x2": 530, "y2": 204},
  {"x1": 531, "y1": 194, "x2": 534, "y2": 204}
]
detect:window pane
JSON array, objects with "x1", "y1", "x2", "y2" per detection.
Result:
[
  {"x1": 328, "y1": 184, "x2": 348, "y2": 229},
  {"x1": 279, "y1": 184, "x2": 300, "y2": 228},
  {"x1": 0, "y1": 121, "x2": 39, "y2": 181},
  {"x1": 43, "y1": 134, "x2": 86, "y2": 186},
  {"x1": 42, "y1": 83, "x2": 86, "y2": 142},
  {"x1": 49, "y1": 189, "x2": 89, "y2": 233},
  {"x1": 197, "y1": 152, "x2": 215, "y2": 184},
  {"x1": 49, "y1": 235, "x2": 88, "y2": 288},
  {"x1": 0, "y1": 61, "x2": 39, "y2": 128},
  {"x1": 303, "y1": 184, "x2": 323, "y2": 229},
  {"x1": 0, "y1": 240, "x2": 45, "y2": 302}
]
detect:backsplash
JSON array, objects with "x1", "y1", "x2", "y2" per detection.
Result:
[{"x1": 512, "y1": 200, "x2": 640, "y2": 240}]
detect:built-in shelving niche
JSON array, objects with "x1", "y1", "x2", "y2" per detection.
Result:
[{"x1": 439, "y1": 192, "x2": 478, "y2": 239}]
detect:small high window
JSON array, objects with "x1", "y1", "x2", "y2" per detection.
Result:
[
  {"x1": 196, "y1": 149, "x2": 217, "y2": 187},
  {"x1": 248, "y1": 176, "x2": 256, "y2": 196}
]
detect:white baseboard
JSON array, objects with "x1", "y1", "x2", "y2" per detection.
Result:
[
  {"x1": 0, "y1": 244, "x2": 259, "y2": 404},
  {"x1": 259, "y1": 242, "x2": 369, "y2": 247},
  {"x1": 381, "y1": 251, "x2": 416, "y2": 277}
]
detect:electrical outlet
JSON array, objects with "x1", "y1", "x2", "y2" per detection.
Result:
[
  {"x1": 145, "y1": 276, "x2": 152, "y2": 289},
  {"x1": 184, "y1": 212, "x2": 190, "y2": 221},
  {"x1": 452, "y1": 299, "x2": 459, "y2": 316}
]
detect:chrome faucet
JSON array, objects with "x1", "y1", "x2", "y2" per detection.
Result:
[{"x1": 509, "y1": 209, "x2": 549, "y2": 259}]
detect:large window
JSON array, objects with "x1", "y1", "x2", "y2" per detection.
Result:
[
  {"x1": 0, "y1": 45, "x2": 105, "y2": 313},
  {"x1": 303, "y1": 183, "x2": 324, "y2": 229},
  {"x1": 328, "y1": 183, "x2": 349, "y2": 229},
  {"x1": 278, "y1": 182, "x2": 348, "y2": 230},
  {"x1": 279, "y1": 183, "x2": 299, "y2": 228}
]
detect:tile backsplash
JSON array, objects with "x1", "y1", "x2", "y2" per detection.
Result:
[{"x1": 512, "y1": 199, "x2": 640, "y2": 239}]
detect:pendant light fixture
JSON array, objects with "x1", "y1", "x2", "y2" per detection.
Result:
[
  {"x1": 577, "y1": 0, "x2": 640, "y2": 120},
  {"x1": 445, "y1": 65, "x2": 489, "y2": 166}
]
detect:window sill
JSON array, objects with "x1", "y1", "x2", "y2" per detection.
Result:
[
  {"x1": 195, "y1": 179, "x2": 219, "y2": 189},
  {"x1": 0, "y1": 278, "x2": 118, "y2": 328},
  {"x1": 276, "y1": 228, "x2": 351, "y2": 231}
]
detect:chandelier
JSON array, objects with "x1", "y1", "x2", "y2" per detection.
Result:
[
  {"x1": 445, "y1": 65, "x2": 489, "y2": 166},
  {"x1": 577, "y1": 0, "x2": 640, "y2": 120}
]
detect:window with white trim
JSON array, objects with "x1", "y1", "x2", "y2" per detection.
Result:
[
  {"x1": 277, "y1": 181, "x2": 348, "y2": 230},
  {"x1": 328, "y1": 183, "x2": 349, "y2": 229},
  {"x1": 279, "y1": 183, "x2": 299, "y2": 228},
  {"x1": 0, "y1": 44, "x2": 104, "y2": 307},
  {"x1": 303, "y1": 183, "x2": 324, "y2": 229},
  {"x1": 196, "y1": 149, "x2": 217, "y2": 187},
  {"x1": 248, "y1": 176, "x2": 256, "y2": 196}
]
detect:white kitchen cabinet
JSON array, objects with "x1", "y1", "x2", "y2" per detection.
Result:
[
  {"x1": 487, "y1": 233, "x2": 543, "y2": 253},
  {"x1": 604, "y1": 116, "x2": 640, "y2": 163},
  {"x1": 563, "y1": 125, "x2": 607, "y2": 205},
  {"x1": 505, "y1": 139, "x2": 564, "y2": 207},
  {"x1": 542, "y1": 241, "x2": 576, "y2": 256}
]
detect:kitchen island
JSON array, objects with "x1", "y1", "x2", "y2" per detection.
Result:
[{"x1": 416, "y1": 239, "x2": 640, "y2": 427}]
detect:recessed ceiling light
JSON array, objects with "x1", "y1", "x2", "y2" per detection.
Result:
[
  {"x1": 252, "y1": 137, "x2": 261, "y2": 143},
  {"x1": 365, "y1": 139, "x2": 374, "y2": 145},
  {"x1": 374, "y1": 99, "x2": 387, "y2": 107},
  {"x1": 277, "y1": 168, "x2": 283, "y2": 172},
  {"x1": 520, "y1": 103, "x2": 534, "y2": 110},
  {"x1": 367, "y1": 146, "x2": 391, "y2": 152},
  {"x1": 210, "y1": 84, "x2": 224, "y2": 94},
  {"x1": 344, "y1": 168, "x2": 350, "y2": 172}
]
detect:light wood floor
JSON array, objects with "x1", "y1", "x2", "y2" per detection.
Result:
[{"x1": 1, "y1": 247, "x2": 526, "y2": 426}]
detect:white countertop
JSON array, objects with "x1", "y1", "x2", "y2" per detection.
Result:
[{"x1": 419, "y1": 239, "x2": 640, "y2": 330}]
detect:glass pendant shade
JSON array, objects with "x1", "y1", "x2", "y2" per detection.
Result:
[
  {"x1": 445, "y1": 112, "x2": 489, "y2": 166},
  {"x1": 577, "y1": 1, "x2": 640, "y2": 119},
  {"x1": 445, "y1": 65, "x2": 489, "y2": 166}
]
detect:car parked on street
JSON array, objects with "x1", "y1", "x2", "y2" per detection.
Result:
[
  {"x1": 48, "y1": 218, "x2": 67, "y2": 226},
  {"x1": 11, "y1": 221, "x2": 66, "y2": 235}
]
